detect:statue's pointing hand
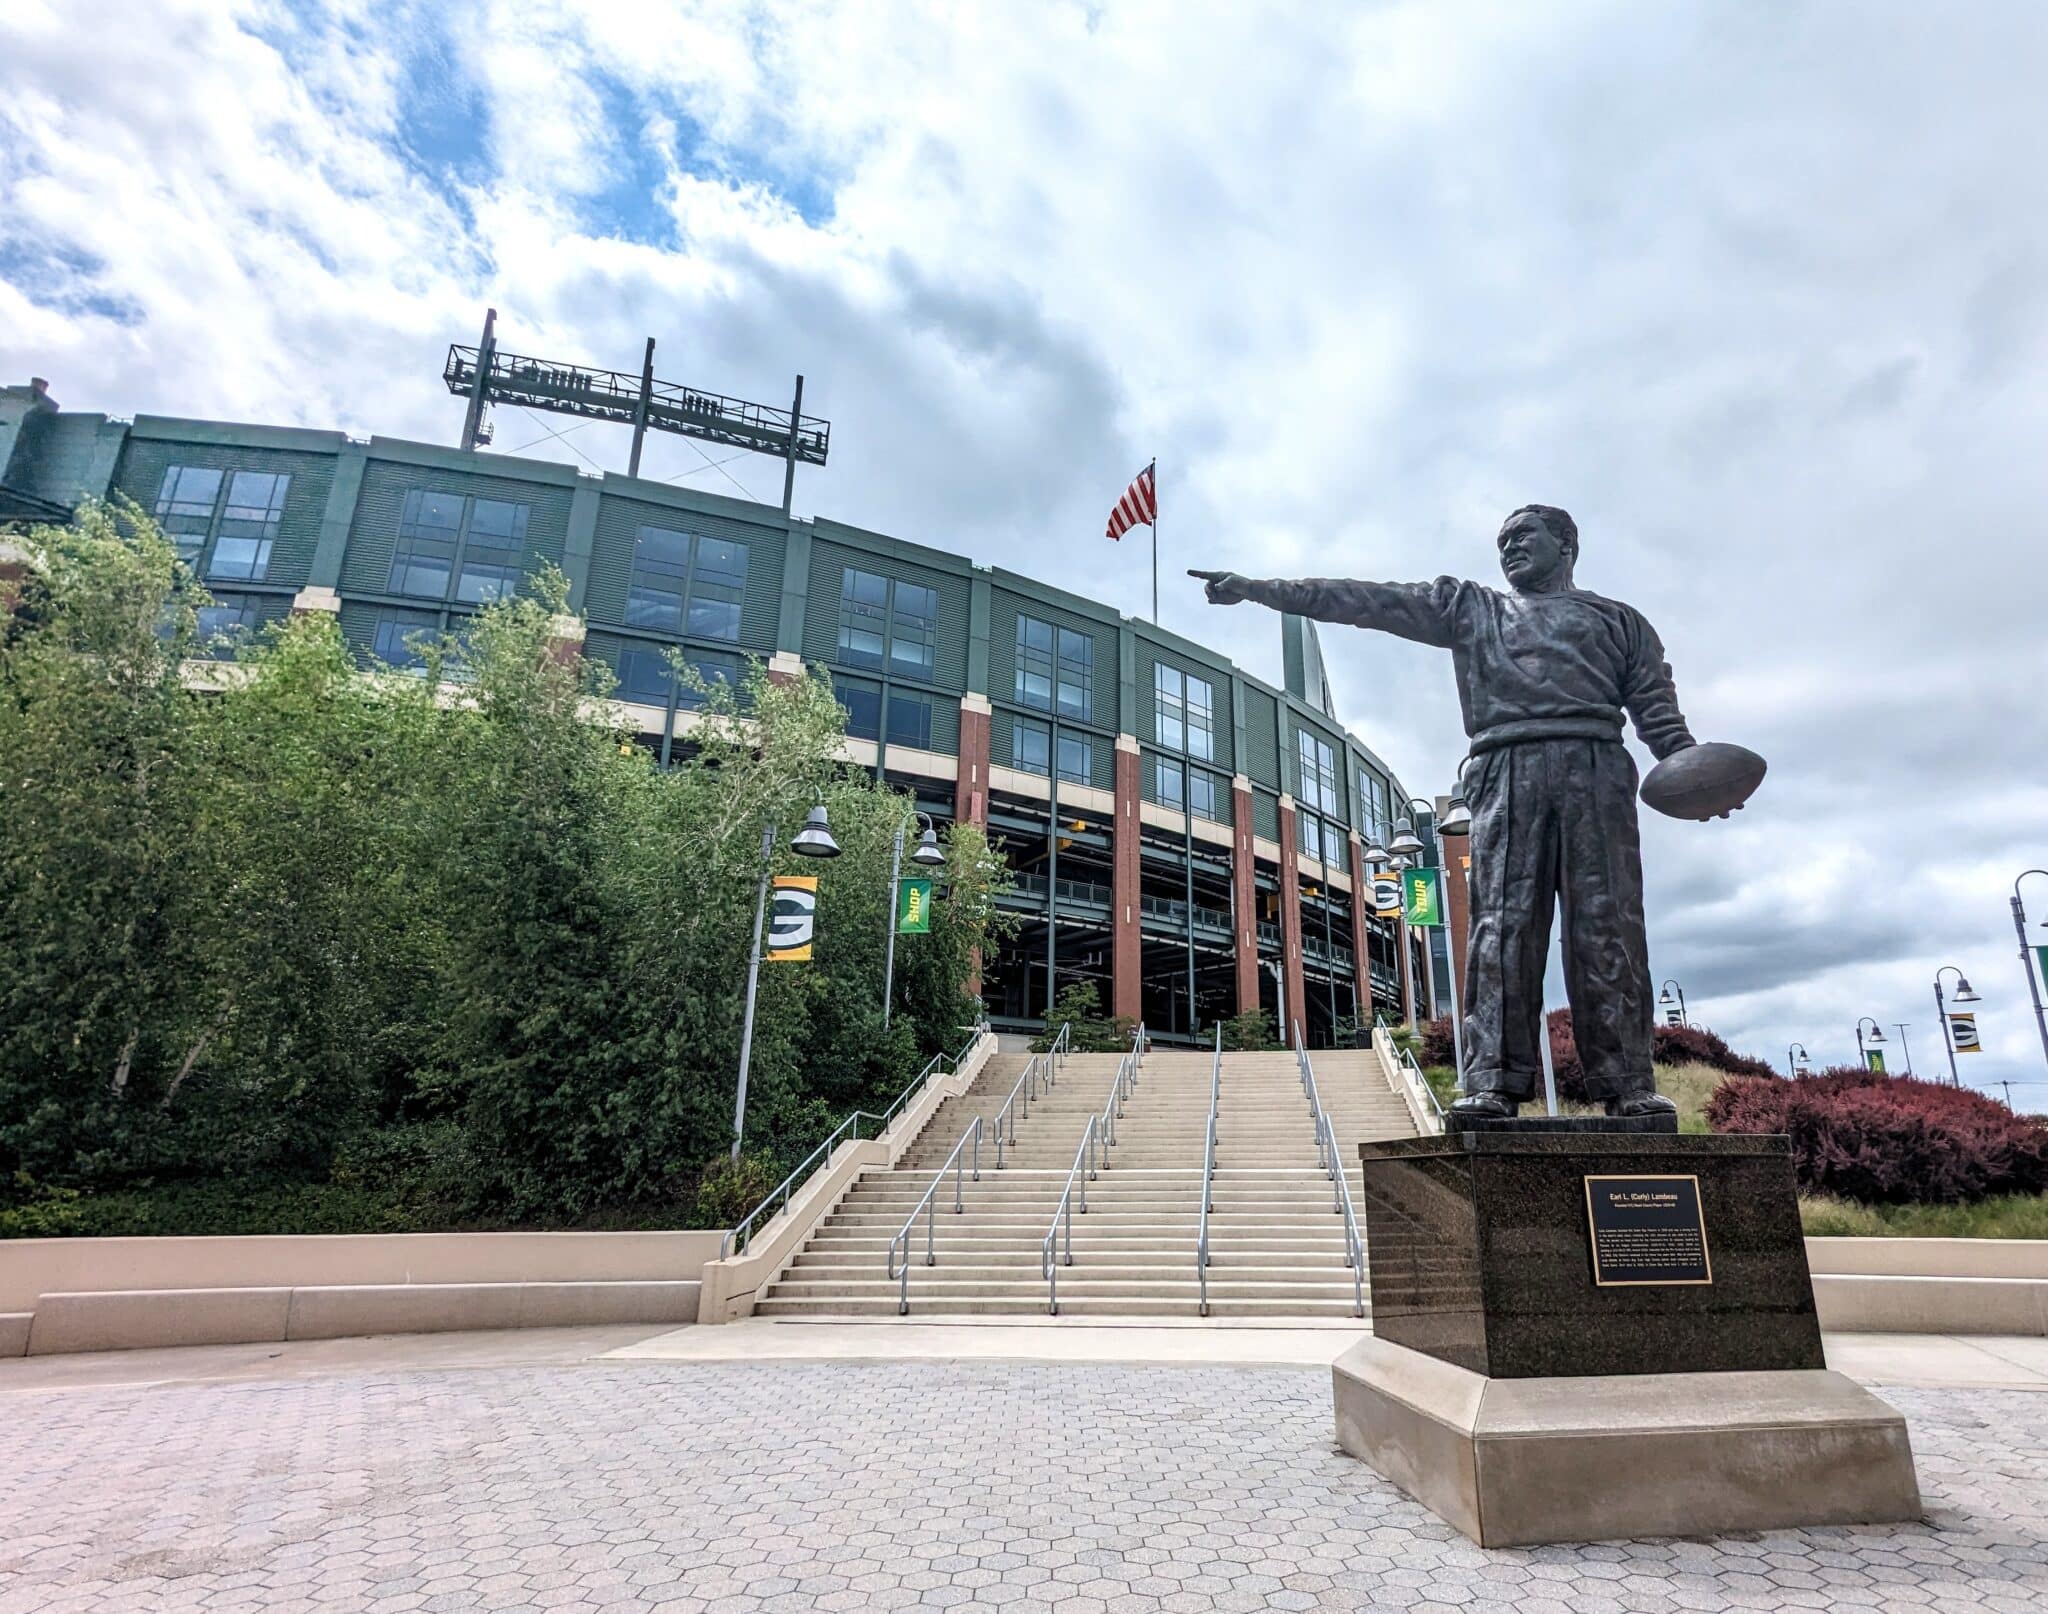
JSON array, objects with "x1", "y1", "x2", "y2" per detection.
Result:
[{"x1": 1188, "y1": 568, "x2": 1251, "y2": 605}]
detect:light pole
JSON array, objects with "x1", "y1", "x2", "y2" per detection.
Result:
[
  {"x1": 2013, "y1": 870, "x2": 2048, "y2": 1072},
  {"x1": 1892, "y1": 1023, "x2": 1914, "y2": 1076},
  {"x1": 1932, "y1": 965, "x2": 1981, "y2": 1089},
  {"x1": 1853, "y1": 1017, "x2": 1887, "y2": 1074},
  {"x1": 732, "y1": 803, "x2": 842, "y2": 1160},
  {"x1": 1385, "y1": 793, "x2": 1471, "y2": 1088},
  {"x1": 1786, "y1": 1042, "x2": 1812, "y2": 1077},
  {"x1": 1658, "y1": 979, "x2": 1688, "y2": 1028},
  {"x1": 881, "y1": 813, "x2": 947, "y2": 1031}
]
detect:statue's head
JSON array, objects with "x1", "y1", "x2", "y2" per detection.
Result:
[{"x1": 1497, "y1": 505, "x2": 1577, "y2": 593}]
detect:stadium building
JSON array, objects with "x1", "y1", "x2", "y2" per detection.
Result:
[{"x1": 1, "y1": 364, "x2": 1453, "y2": 1046}]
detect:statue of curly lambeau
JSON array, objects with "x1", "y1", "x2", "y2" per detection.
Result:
[{"x1": 1193, "y1": 504, "x2": 1764, "y2": 1123}]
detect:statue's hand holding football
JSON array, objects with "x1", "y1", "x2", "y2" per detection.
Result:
[{"x1": 1188, "y1": 568, "x2": 1251, "y2": 605}]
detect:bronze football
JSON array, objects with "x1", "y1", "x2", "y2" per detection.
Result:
[{"x1": 1639, "y1": 741, "x2": 1767, "y2": 821}]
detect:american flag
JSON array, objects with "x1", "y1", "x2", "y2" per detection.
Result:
[{"x1": 1105, "y1": 461, "x2": 1157, "y2": 541}]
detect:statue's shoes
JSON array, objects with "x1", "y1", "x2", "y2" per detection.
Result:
[
  {"x1": 1605, "y1": 1091, "x2": 1678, "y2": 1118},
  {"x1": 1447, "y1": 1089, "x2": 1520, "y2": 1120}
]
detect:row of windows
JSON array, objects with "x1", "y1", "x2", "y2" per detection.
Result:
[
  {"x1": 627, "y1": 526, "x2": 746, "y2": 641},
  {"x1": 1014, "y1": 719, "x2": 1092, "y2": 785},
  {"x1": 389, "y1": 489, "x2": 530, "y2": 604},
  {"x1": 1015, "y1": 614, "x2": 1091, "y2": 718},
  {"x1": 1297, "y1": 810, "x2": 1344, "y2": 865},
  {"x1": 1298, "y1": 730, "x2": 1340, "y2": 817},
  {"x1": 834, "y1": 675, "x2": 933, "y2": 750},
  {"x1": 839, "y1": 568, "x2": 938, "y2": 679},
  {"x1": 1156, "y1": 756, "x2": 1221, "y2": 820}
]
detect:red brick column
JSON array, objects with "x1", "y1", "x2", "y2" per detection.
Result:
[
  {"x1": 1231, "y1": 777, "x2": 1259, "y2": 1014},
  {"x1": 1442, "y1": 838, "x2": 1473, "y2": 1016},
  {"x1": 1276, "y1": 796, "x2": 1307, "y2": 1050},
  {"x1": 955, "y1": 694, "x2": 992, "y2": 997},
  {"x1": 767, "y1": 650, "x2": 805, "y2": 688},
  {"x1": 1111, "y1": 736, "x2": 1142, "y2": 1022},
  {"x1": 1347, "y1": 834, "x2": 1371, "y2": 1023}
]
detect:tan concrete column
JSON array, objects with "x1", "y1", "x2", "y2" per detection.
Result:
[
  {"x1": 766, "y1": 650, "x2": 804, "y2": 687},
  {"x1": 288, "y1": 586, "x2": 342, "y2": 617}
]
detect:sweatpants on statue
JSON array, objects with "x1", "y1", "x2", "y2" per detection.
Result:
[{"x1": 1459, "y1": 736, "x2": 1655, "y2": 1102}]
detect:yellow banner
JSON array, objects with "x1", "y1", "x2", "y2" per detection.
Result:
[{"x1": 767, "y1": 875, "x2": 818, "y2": 962}]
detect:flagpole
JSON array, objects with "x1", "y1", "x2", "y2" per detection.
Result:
[{"x1": 1150, "y1": 457, "x2": 1159, "y2": 622}]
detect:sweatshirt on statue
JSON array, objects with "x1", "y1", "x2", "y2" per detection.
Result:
[{"x1": 1237, "y1": 576, "x2": 1696, "y2": 760}]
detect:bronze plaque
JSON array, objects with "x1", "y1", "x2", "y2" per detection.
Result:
[{"x1": 1584, "y1": 1174, "x2": 1712, "y2": 1286}]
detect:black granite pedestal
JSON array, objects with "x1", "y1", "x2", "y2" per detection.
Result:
[
  {"x1": 1331, "y1": 1128, "x2": 1921, "y2": 1545},
  {"x1": 1356, "y1": 1131, "x2": 1823, "y2": 1378}
]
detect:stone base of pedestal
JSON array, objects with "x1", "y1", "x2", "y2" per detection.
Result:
[{"x1": 1332, "y1": 1335, "x2": 1922, "y2": 1547}]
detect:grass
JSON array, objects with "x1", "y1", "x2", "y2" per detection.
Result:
[{"x1": 1799, "y1": 1193, "x2": 2048, "y2": 1240}]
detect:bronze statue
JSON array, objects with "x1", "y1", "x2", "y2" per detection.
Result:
[{"x1": 1193, "y1": 505, "x2": 1762, "y2": 1121}]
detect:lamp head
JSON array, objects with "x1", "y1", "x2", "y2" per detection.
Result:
[
  {"x1": 911, "y1": 824, "x2": 946, "y2": 867},
  {"x1": 1363, "y1": 837, "x2": 1392, "y2": 867},
  {"x1": 790, "y1": 803, "x2": 842, "y2": 859},
  {"x1": 1953, "y1": 975, "x2": 1981, "y2": 1004},
  {"x1": 1389, "y1": 818, "x2": 1425, "y2": 859},
  {"x1": 1438, "y1": 794, "x2": 1472, "y2": 836},
  {"x1": 1865, "y1": 1023, "x2": 1886, "y2": 1044}
]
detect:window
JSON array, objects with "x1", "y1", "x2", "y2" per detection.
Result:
[
  {"x1": 1016, "y1": 615, "x2": 1092, "y2": 718},
  {"x1": 371, "y1": 608, "x2": 438, "y2": 672},
  {"x1": 1154, "y1": 664, "x2": 1215, "y2": 760},
  {"x1": 389, "y1": 490, "x2": 464, "y2": 598},
  {"x1": 389, "y1": 489, "x2": 532, "y2": 603},
  {"x1": 886, "y1": 690, "x2": 933, "y2": 749},
  {"x1": 209, "y1": 472, "x2": 287, "y2": 581},
  {"x1": 834, "y1": 675, "x2": 882, "y2": 741},
  {"x1": 1297, "y1": 730, "x2": 1338, "y2": 816},
  {"x1": 1158, "y1": 756, "x2": 1185, "y2": 810},
  {"x1": 1297, "y1": 811, "x2": 1323, "y2": 862},
  {"x1": 840, "y1": 569, "x2": 938, "y2": 678},
  {"x1": 454, "y1": 498, "x2": 528, "y2": 603},
  {"x1": 153, "y1": 466, "x2": 224, "y2": 563},
  {"x1": 1188, "y1": 768, "x2": 1218, "y2": 820},
  {"x1": 626, "y1": 527, "x2": 747, "y2": 642},
  {"x1": 618, "y1": 646, "x2": 674, "y2": 706},
  {"x1": 1013, "y1": 721, "x2": 1089, "y2": 784},
  {"x1": 1361, "y1": 769, "x2": 1392, "y2": 844},
  {"x1": 1013, "y1": 719, "x2": 1050, "y2": 774},
  {"x1": 676, "y1": 650, "x2": 740, "y2": 710},
  {"x1": 195, "y1": 592, "x2": 261, "y2": 649}
]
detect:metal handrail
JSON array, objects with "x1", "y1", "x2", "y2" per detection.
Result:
[
  {"x1": 1375, "y1": 1011, "x2": 1447, "y2": 1127},
  {"x1": 886, "y1": 1115, "x2": 984, "y2": 1315},
  {"x1": 1297, "y1": 1027, "x2": 1365, "y2": 1318},
  {"x1": 1196, "y1": 1023, "x2": 1221, "y2": 1316},
  {"x1": 721, "y1": 1021, "x2": 987, "y2": 1257},
  {"x1": 990, "y1": 1053, "x2": 1048, "y2": 1167},
  {"x1": 1040, "y1": 1115, "x2": 1101, "y2": 1314}
]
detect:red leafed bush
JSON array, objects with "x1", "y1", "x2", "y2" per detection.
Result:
[
  {"x1": 1654, "y1": 1021, "x2": 1777, "y2": 1078},
  {"x1": 1706, "y1": 1071, "x2": 2048, "y2": 1205},
  {"x1": 1419, "y1": 1016, "x2": 1456, "y2": 1069}
]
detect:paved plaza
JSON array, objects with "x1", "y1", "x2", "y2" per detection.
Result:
[{"x1": 2, "y1": 1333, "x2": 2045, "y2": 1613}]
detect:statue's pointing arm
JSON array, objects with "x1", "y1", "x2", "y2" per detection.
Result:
[
  {"x1": 1623, "y1": 614, "x2": 1697, "y2": 761},
  {"x1": 1229, "y1": 576, "x2": 1464, "y2": 649}
]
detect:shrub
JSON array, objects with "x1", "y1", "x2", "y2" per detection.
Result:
[
  {"x1": 692, "y1": 1152, "x2": 781, "y2": 1230},
  {"x1": 1707, "y1": 1071, "x2": 2048, "y2": 1205},
  {"x1": 1218, "y1": 1009, "x2": 1279, "y2": 1052},
  {"x1": 1654, "y1": 1021, "x2": 1776, "y2": 1078},
  {"x1": 1035, "y1": 983, "x2": 1134, "y2": 1054},
  {"x1": 1418, "y1": 1017, "x2": 1456, "y2": 1070}
]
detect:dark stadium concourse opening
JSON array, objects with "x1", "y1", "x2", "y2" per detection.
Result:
[
  {"x1": 1299, "y1": 878, "x2": 1358, "y2": 1048},
  {"x1": 1136, "y1": 824, "x2": 1236, "y2": 1043},
  {"x1": 984, "y1": 790, "x2": 1114, "y2": 1031}
]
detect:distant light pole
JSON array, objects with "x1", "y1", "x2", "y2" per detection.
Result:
[
  {"x1": 1932, "y1": 965, "x2": 1982, "y2": 1089},
  {"x1": 732, "y1": 804, "x2": 842, "y2": 1159},
  {"x1": 1658, "y1": 979, "x2": 1688, "y2": 1028},
  {"x1": 2012, "y1": 870, "x2": 2048, "y2": 1073},
  {"x1": 1786, "y1": 1042, "x2": 1813, "y2": 1077},
  {"x1": 1384, "y1": 793, "x2": 1471, "y2": 1086},
  {"x1": 1892, "y1": 1023, "x2": 1915, "y2": 1076},
  {"x1": 1853, "y1": 1017, "x2": 1887, "y2": 1073},
  {"x1": 881, "y1": 813, "x2": 947, "y2": 1031}
]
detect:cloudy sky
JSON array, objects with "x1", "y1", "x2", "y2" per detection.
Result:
[{"x1": 5, "y1": 0, "x2": 2046, "y2": 1090}]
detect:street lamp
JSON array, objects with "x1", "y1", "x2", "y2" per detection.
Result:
[
  {"x1": 1932, "y1": 965, "x2": 1981, "y2": 1089},
  {"x1": 732, "y1": 803, "x2": 841, "y2": 1159},
  {"x1": 2012, "y1": 870, "x2": 2048, "y2": 1073},
  {"x1": 1658, "y1": 979, "x2": 1688, "y2": 1028},
  {"x1": 882, "y1": 812, "x2": 947, "y2": 1031},
  {"x1": 1787, "y1": 1041, "x2": 1813, "y2": 1077},
  {"x1": 1853, "y1": 1017, "x2": 1887, "y2": 1073}
]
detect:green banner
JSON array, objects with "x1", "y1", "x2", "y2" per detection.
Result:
[
  {"x1": 1402, "y1": 865, "x2": 1443, "y2": 928},
  {"x1": 2036, "y1": 945, "x2": 2048, "y2": 994},
  {"x1": 896, "y1": 877, "x2": 933, "y2": 934},
  {"x1": 1864, "y1": 1049, "x2": 1886, "y2": 1074}
]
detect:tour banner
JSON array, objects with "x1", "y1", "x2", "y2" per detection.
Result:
[
  {"x1": 1370, "y1": 870, "x2": 1402, "y2": 916},
  {"x1": 766, "y1": 875, "x2": 819, "y2": 962},
  {"x1": 1948, "y1": 1011, "x2": 1982, "y2": 1054},
  {"x1": 896, "y1": 877, "x2": 934, "y2": 934},
  {"x1": 1402, "y1": 865, "x2": 1443, "y2": 927},
  {"x1": 1865, "y1": 1049, "x2": 1887, "y2": 1073},
  {"x1": 2037, "y1": 945, "x2": 2048, "y2": 994}
]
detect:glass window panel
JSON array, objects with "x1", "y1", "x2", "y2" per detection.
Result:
[
  {"x1": 1188, "y1": 769, "x2": 1218, "y2": 821},
  {"x1": 389, "y1": 488, "x2": 462, "y2": 597},
  {"x1": 371, "y1": 610, "x2": 438, "y2": 672},
  {"x1": 678, "y1": 651, "x2": 741, "y2": 710},
  {"x1": 455, "y1": 498, "x2": 529, "y2": 604},
  {"x1": 466, "y1": 498, "x2": 528, "y2": 542},
  {"x1": 153, "y1": 466, "x2": 222, "y2": 561},
  {"x1": 195, "y1": 593, "x2": 261, "y2": 651},
  {"x1": 1015, "y1": 615, "x2": 1055, "y2": 710},
  {"x1": 839, "y1": 568, "x2": 888, "y2": 668},
  {"x1": 618, "y1": 646, "x2": 674, "y2": 705},
  {"x1": 834, "y1": 676, "x2": 882, "y2": 740},
  {"x1": 1012, "y1": 720, "x2": 1050, "y2": 775},
  {"x1": 1056, "y1": 733, "x2": 1091, "y2": 785},
  {"x1": 886, "y1": 690, "x2": 932, "y2": 749},
  {"x1": 1055, "y1": 627, "x2": 1092, "y2": 719},
  {"x1": 687, "y1": 592, "x2": 742, "y2": 641},
  {"x1": 1186, "y1": 675, "x2": 1215, "y2": 760},
  {"x1": 890, "y1": 581, "x2": 937, "y2": 678},
  {"x1": 626, "y1": 526, "x2": 688, "y2": 633},
  {"x1": 1157, "y1": 756, "x2": 1185, "y2": 810}
]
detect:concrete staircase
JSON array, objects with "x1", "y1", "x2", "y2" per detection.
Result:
[{"x1": 753, "y1": 1039, "x2": 1421, "y2": 1319}]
